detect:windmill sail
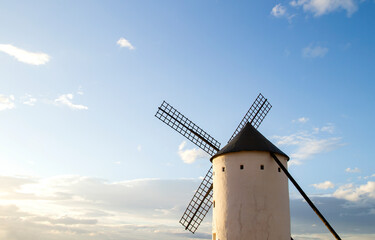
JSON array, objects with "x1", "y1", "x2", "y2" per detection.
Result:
[
  {"x1": 228, "y1": 93, "x2": 272, "y2": 143},
  {"x1": 179, "y1": 166, "x2": 213, "y2": 233},
  {"x1": 155, "y1": 100, "x2": 221, "y2": 233},
  {"x1": 155, "y1": 101, "x2": 220, "y2": 155}
]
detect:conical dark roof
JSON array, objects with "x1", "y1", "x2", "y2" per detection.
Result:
[{"x1": 210, "y1": 123, "x2": 289, "y2": 161}]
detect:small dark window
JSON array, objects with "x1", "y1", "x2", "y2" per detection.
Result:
[
  {"x1": 213, "y1": 200, "x2": 215, "y2": 208},
  {"x1": 278, "y1": 168, "x2": 281, "y2": 172},
  {"x1": 240, "y1": 165, "x2": 244, "y2": 170},
  {"x1": 260, "y1": 165, "x2": 264, "y2": 170},
  {"x1": 222, "y1": 167, "x2": 225, "y2": 172}
]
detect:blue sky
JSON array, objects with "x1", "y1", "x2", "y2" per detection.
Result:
[{"x1": 0, "y1": 0, "x2": 375, "y2": 239}]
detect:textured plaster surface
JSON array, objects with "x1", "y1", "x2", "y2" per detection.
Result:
[{"x1": 212, "y1": 151, "x2": 290, "y2": 240}]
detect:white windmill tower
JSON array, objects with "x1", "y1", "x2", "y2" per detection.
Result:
[
  {"x1": 210, "y1": 122, "x2": 290, "y2": 239},
  {"x1": 155, "y1": 94, "x2": 341, "y2": 240}
]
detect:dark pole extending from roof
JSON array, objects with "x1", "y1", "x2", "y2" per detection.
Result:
[{"x1": 270, "y1": 153, "x2": 342, "y2": 240}]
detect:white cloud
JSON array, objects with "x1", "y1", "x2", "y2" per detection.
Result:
[
  {"x1": 298, "y1": 117, "x2": 309, "y2": 123},
  {"x1": 312, "y1": 181, "x2": 335, "y2": 190},
  {"x1": 271, "y1": 4, "x2": 297, "y2": 23},
  {"x1": 23, "y1": 98, "x2": 37, "y2": 106},
  {"x1": 273, "y1": 133, "x2": 341, "y2": 164},
  {"x1": 291, "y1": 137, "x2": 341, "y2": 163},
  {"x1": 320, "y1": 123, "x2": 335, "y2": 133},
  {"x1": 21, "y1": 94, "x2": 37, "y2": 106},
  {"x1": 178, "y1": 141, "x2": 207, "y2": 164},
  {"x1": 272, "y1": 123, "x2": 342, "y2": 165},
  {"x1": 312, "y1": 124, "x2": 335, "y2": 134},
  {"x1": 0, "y1": 95, "x2": 15, "y2": 111},
  {"x1": 117, "y1": 37, "x2": 135, "y2": 50},
  {"x1": 293, "y1": 117, "x2": 309, "y2": 123},
  {"x1": 303, "y1": 44, "x2": 329, "y2": 58},
  {"x1": 0, "y1": 44, "x2": 50, "y2": 65},
  {"x1": 363, "y1": 174, "x2": 374, "y2": 180},
  {"x1": 346, "y1": 167, "x2": 361, "y2": 173},
  {"x1": 271, "y1": 3, "x2": 287, "y2": 17},
  {"x1": 333, "y1": 181, "x2": 375, "y2": 202},
  {"x1": 290, "y1": 0, "x2": 358, "y2": 17},
  {"x1": 55, "y1": 94, "x2": 88, "y2": 110}
]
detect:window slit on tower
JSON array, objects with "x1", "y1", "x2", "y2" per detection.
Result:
[
  {"x1": 278, "y1": 167, "x2": 281, "y2": 172},
  {"x1": 260, "y1": 165, "x2": 264, "y2": 170},
  {"x1": 240, "y1": 165, "x2": 244, "y2": 170},
  {"x1": 222, "y1": 167, "x2": 225, "y2": 172}
]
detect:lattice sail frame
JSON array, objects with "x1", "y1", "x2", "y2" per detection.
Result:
[
  {"x1": 155, "y1": 101, "x2": 220, "y2": 155},
  {"x1": 179, "y1": 166, "x2": 213, "y2": 233},
  {"x1": 228, "y1": 93, "x2": 272, "y2": 142}
]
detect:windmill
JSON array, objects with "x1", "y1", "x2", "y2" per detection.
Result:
[{"x1": 155, "y1": 93, "x2": 341, "y2": 240}]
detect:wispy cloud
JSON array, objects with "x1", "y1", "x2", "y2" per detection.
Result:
[
  {"x1": 0, "y1": 94, "x2": 15, "y2": 111},
  {"x1": 303, "y1": 44, "x2": 329, "y2": 58},
  {"x1": 320, "y1": 123, "x2": 335, "y2": 133},
  {"x1": 21, "y1": 94, "x2": 37, "y2": 106},
  {"x1": 271, "y1": 3, "x2": 297, "y2": 23},
  {"x1": 293, "y1": 117, "x2": 309, "y2": 123},
  {"x1": 312, "y1": 181, "x2": 335, "y2": 190},
  {"x1": 0, "y1": 44, "x2": 50, "y2": 65},
  {"x1": 290, "y1": 137, "x2": 341, "y2": 164},
  {"x1": 272, "y1": 123, "x2": 342, "y2": 165},
  {"x1": 55, "y1": 94, "x2": 88, "y2": 110},
  {"x1": 178, "y1": 141, "x2": 207, "y2": 164},
  {"x1": 290, "y1": 0, "x2": 358, "y2": 17},
  {"x1": 364, "y1": 174, "x2": 375, "y2": 180},
  {"x1": 346, "y1": 167, "x2": 361, "y2": 173},
  {"x1": 271, "y1": 3, "x2": 287, "y2": 17},
  {"x1": 117, "y1": 37, "x2": 135, "y2": 50}
]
